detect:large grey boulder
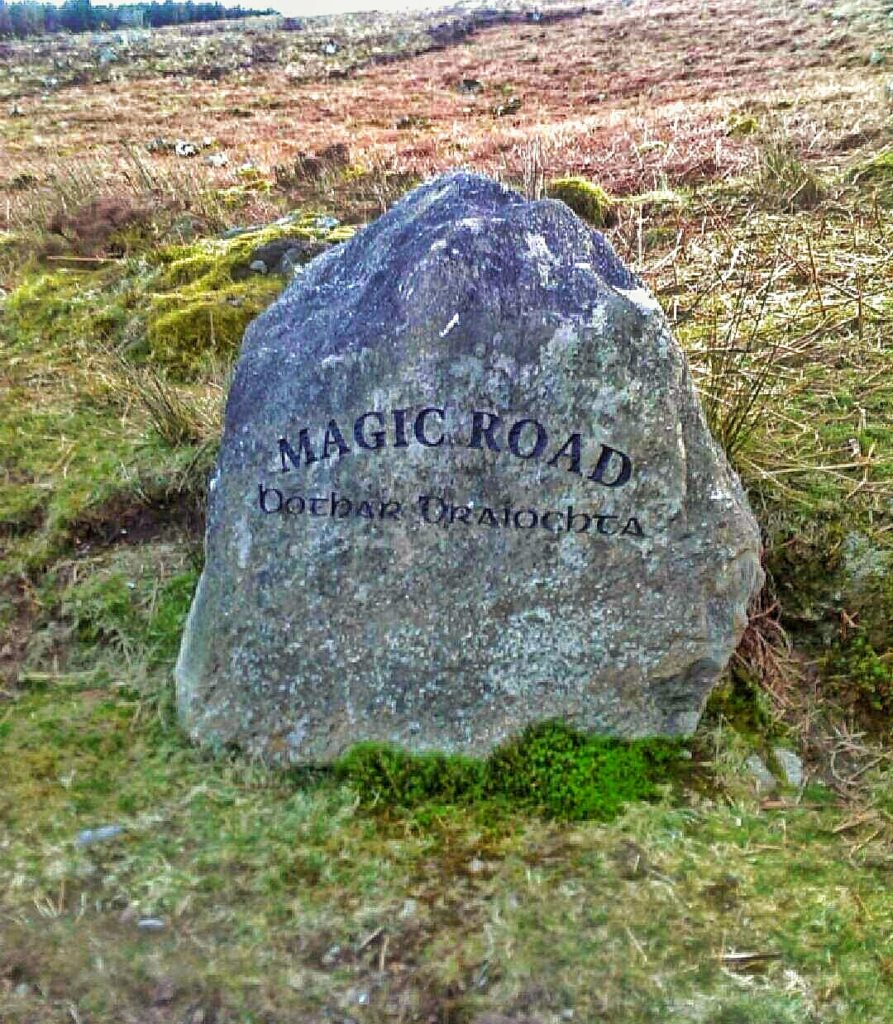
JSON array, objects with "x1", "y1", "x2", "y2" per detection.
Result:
[{"x1": 176, "y1": 171, "x2": 763, "y2": 764}]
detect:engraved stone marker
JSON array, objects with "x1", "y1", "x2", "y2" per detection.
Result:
[{"x1": 175, "y1": 171, "x2": 763, "y2": 764}]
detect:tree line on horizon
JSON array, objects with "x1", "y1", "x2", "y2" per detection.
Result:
[{"x1": 0, "y1": 0, "x2": 276, "y2": 37}]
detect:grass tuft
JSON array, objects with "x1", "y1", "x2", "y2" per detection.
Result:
[{"x1": 755, "y1": 133, "x2": 823, "y2": 211}]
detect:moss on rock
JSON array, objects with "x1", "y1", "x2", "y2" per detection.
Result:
[
  {"x1": 546, "y1": 176, "x2": 616, "y2": 227},
  {"x1": 0, "y1": 213, "x2": 352, "y2": 571},
  {"x1": 146, "y1": 217, "x2": 350, "y2": 378},
  {"x1": 147, "y1": 276, "x2": 282, "y2": 379}
]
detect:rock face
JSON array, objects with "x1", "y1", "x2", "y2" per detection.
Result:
[{"x1": 176, "y1": 171, "x2": 763, "y2": 765}]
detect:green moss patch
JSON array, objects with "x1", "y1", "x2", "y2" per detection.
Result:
[
  {"x1": 546, "y1": 176, "x2": 616, "y2": 227},
  {"x1": 849, "y1": 147, "x2": 893, "y2": 202},
  {"x1": 726, "y1": 111, "x2": 761, "y2": 137},
  {"x1": 702, "y1": 670, "x2": 778, "y2": 741},
  {"x1": 147, "y1": 274, "x2": 280, "y2": 378},
  {"x1": 337, "y1": 721, "x2": 683, "y2": 822},
  {"x1": 824, "y1": 633, "x2": 893, "y2": 724},
  {"x1": 146, "y1": 217, "x2": 350, "y2": 378}
]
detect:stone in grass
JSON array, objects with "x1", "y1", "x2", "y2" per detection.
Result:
[
  {"x1": 745, "y1": 754, "x2": 777, "y2": 794},
  {"x1": 76, "y1": 824, "x2": 124, "y2": 847},
  {"x1": 175, "y1": 171, "x2": 763, "y2": 765},
  {"x1": 233, "y1": 238, "x2": 330, "y2": 280},
  {"x1": 773, "y1": 747, "x2": 804, "y2": 788}
]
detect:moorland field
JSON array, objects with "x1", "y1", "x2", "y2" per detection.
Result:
[{"x1": 1, "y1": 1, "x2": 893, "y2": 1021}]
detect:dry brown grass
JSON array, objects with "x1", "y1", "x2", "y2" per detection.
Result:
[{"x1": 2, "y1": 0, "x2": 889, "y2": 238}]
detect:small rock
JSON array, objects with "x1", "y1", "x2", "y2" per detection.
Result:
[
  {"x1": 745, "y1": 754, "x2": 777, "y2": 794},
  {"x1": 322, "y1": 40, "x2": 339, "y2": 55},
  {"x1": 137, "y1": 917, "x2": 165, "y2": 930},
  {"x1": 175, "y1": 139, "x2": 199, "y2": 158},
  {"x1": 204, "y1": 152, "x2": 229, "y2": 168},
  {"x1": 152, "y1": 978, "x2": 176, "y2": 1005},
  {"x1": 869, "y1": 49, "x2": 885, "y2": 66},
  {"x1": 76, "y1": 824, "x2": 124, "y2": 847},
  {"x1": 221, "y1": 224, "x2": 255, "y2": 239},
  {"x1": 237, "y1": 238, "x2": 329, "y2": 279},
  {"x1": 320, "y1": 943, "x2": 341, "y2": 967},
  {"x1": 13, "y1": 982, "x2": 30, "y2": 997},
  {"x1": 773, "y1": 747, "x2": 804, "y2": 788},
  {"x1": 249, "y1": 238, "x2": 297, "y2": 270},
  {"x1": 279, "y1": 248, "x2": 306, "y2": 277},
  {"x1": 146, "y1": 136, "x2": 172, "y2": 153},
  {"x1": 457, "y1": 78, "x2": 483, "y2": 94},
  {"x1": 493, "y1": 96, "x2": 522, "y2": 116},
  {"x1": 280, "y1": 241, "x2": 328, "y2": 275},
  {"x1": 313, "y1": 215, "x2": 340, "y2": 230}
]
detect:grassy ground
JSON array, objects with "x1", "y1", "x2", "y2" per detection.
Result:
[{"x1": 2, "y1": 0, "x2": 893, "y2": 1020}]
